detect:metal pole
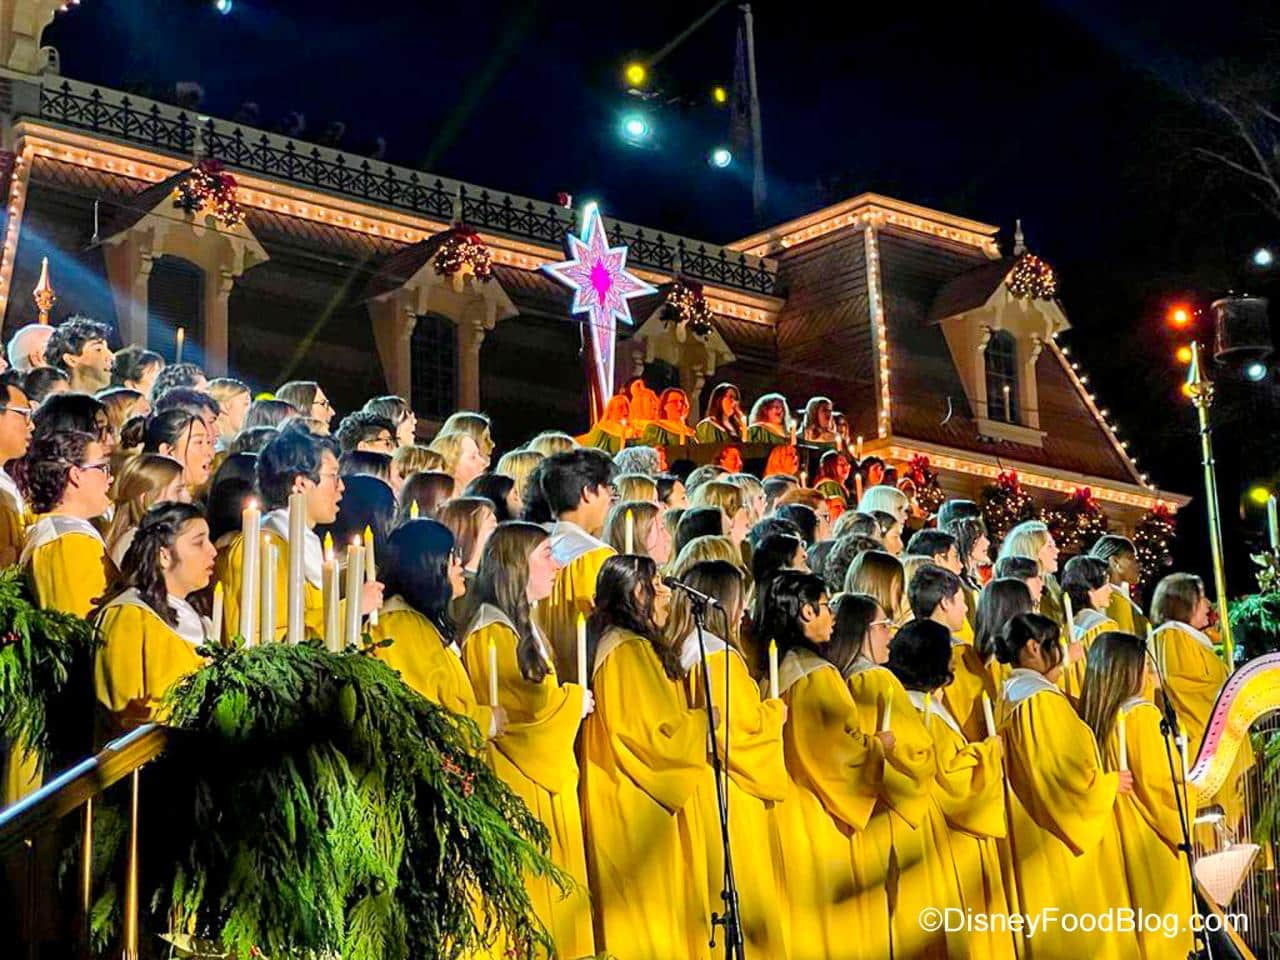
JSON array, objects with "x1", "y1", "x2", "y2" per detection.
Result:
[
  {"x1": 1186, "y1": 341, "x2": 1235, "y2": 666},
  {"x1": 740, "y1": 3, "x2": 767, "y2": 222}
]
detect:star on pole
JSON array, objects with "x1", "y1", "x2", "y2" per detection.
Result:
[{"x1": 542, "y1": 203, "x2": 657, "y2": 417}]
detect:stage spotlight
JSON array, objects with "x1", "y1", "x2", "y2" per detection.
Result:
[
  {"x1": 1244, "y1": 359, "x2": 1269, "y2": 382},
  {"x1": 214, "y1": 0, "x2": 233, "y2": 13},
  {"x1": 708, "y1": 147, "x2": 733, "y2": 169},
  {"x1": 620, "y1": 114, "x2": 652, "y2": 145},
  {"x1": 1248, "y1": 485, "x2": 1271, "y2": 506},
  {"x1": 1168, "y1": 305, "x2": 1191, "y2": 328},
  {"x1": 1253, "y1": 247, "x2": 1274, "y2": 268},
  {"x1": 624, "y1": 63, "x2": 647, "y2": 88},
  {"x1": 1175, "y1": 345, "x2": 1193, "y2": 365}
]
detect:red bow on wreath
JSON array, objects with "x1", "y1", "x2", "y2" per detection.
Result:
[
  {"x1": 1069, "y1": 486, "x2": 1098, "y2": 511},
  {"x1": 996, "y1": 470, "x2": 1021, "y2": 493},
  {"x1": 906, "y1": 455, "x2": 932, "y2": 485},
  {"x1": 198, "y1": 158, "x2": 237, "y2": 192},
  {"x1": 1151, "y1": 503, "x2": 1172, "y2": 519}
]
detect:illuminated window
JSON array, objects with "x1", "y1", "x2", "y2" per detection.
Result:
[
  {"x1": 411, "y1": 313, "x2": 456, "y2": 420},
  {"x1": 985, "y1": 330, "x2": 1019, "y2": 423}
]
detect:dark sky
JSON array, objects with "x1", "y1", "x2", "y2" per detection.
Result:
[{"x1": 42, "y1": 0, "x2": 1280, "y2": 589}]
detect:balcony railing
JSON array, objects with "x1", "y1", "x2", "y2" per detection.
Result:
[{"x1": 31, "y1": 78, "x2": 781, "y2": 296}]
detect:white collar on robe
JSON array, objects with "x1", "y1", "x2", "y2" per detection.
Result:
[
  {"x1": 0, "y1": 468, "x2": 24, "y2": 516},
  {"x1": 1118, "y1": 693, "x2": 1150, "y2": 716},
  {"x1": 467, "y1": 602, "x2": 552, "y2": 664},
  {"x1": 906, "y1": 688, "x2": 965, "y2": 738},
  {"x1": 846, "y1": 654, "x2": 883, "y2": 676},
  {"x1": 1003, "y1": 667, "x2": 1063, "y2": 708},
  {"x1": 261, "y1": 508, "x2": 323, "y2": 587},
  {"x1": 679, "y1": 627, "x2": 729, "y2": 674},
  {"x1": 101, "y1": 587, "x2": 208, "y2": 645},
  {"x1": 1072, "y1": 607, "x2": 1110, "y2": 639},
  {"x1": 592, "y1": 626, "x2": 644, "y2": 678},
  {"x1": 1118, "y1": 581, "x2": 1131, "y2": 599},
  {"x1": 20, "y1": 513, "x2": 103, "y2": 567},
  {"x1": 777, "y1": 647, "x2": 837, "y2": 695},
  {"x1": 1152, "y1": 619, "x2": 1216, "y2": 652},
  {"x1": 548, "y1": 519, "x2": 610, "y2": 567}
]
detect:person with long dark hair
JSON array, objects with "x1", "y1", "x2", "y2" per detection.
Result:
[
  {"x1": 694, "y1": 382, "x2": 745, "y2": 443},
  {"x1": 1079, "y1": 631, "x2": 1194, "y2": 960},
  {"x1": 94, "y1": 502, "x2": 216, "y2": 735},
  {"x1": 579, "y1": 554, "x2": 711, "y2": 959},
  {"x1": 759, "y1": 568, "x2": 893, "y2": 956},
  {"x1": 460, "y1": 522, "x2": 594, "y2": 958},
  {"x1": 463, "y1": 471, "x2": 520, "y2": 523},
  {"x1": 1059, "y1": 554, "x2": 1119, "y2": 700},
  {"x1": 995, "y1": 612, "x2": 1131, "y2": 959},
  {"x1": 369, "y1": 518, "x2": 506, "y2": 738},
  {"x1": 972, "y1": 577, "x2": 1034, "y2": 697},
  {"x1": 664, "y1": 559, "x2": 788, "y2": 956}
]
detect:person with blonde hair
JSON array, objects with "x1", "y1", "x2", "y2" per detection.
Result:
[
  {"x1": 998, "y1": 519, "x2": 1064, "y2": 629},
  {"x1": 844, "y1": 549, "x2": 907, "y2": 626},
  {"x1": 667, "y1": 534, "x2": 746, "y2": 580},
  {"x1": 614, "y1": 472, "x2": 658, "y2": 504},
  {"x1": 745, "y1": 392, "x2": 793, "y2": 445},
  {"x1": 689, "y1": 479, "x2": 750, "y2": 545},
  {"x1": 392, "y1": 443, "x2": 444, "y2": 480},
  {"x1": 96, "y1": 387, "x2": 150, "y2": 439},
  {"x1": 207, "y1": 378, "x2": 251, "y2": 448},
  {"x1": 526, "y1": 430, "x2": 577, "y2": 457},
  {"x1": 856, "y1": 484, "x2": 909, "y2": 524},
  {"x1": 724, "y1": 472, "x2": 766, "y2": 523},
  {"x1": 105, "y1": 453, "x2": 188, "y2": 568},
  {"x1": 460, "y1": 522, "x2": 595, "y2": 957},
  {"x1": 428, "y1": 430, "x2": 490, "y2": 490},
  {"x1": 601, "y1": 500, "x2": 671, "y2": 566},
  {"x1": 274, "y1": 381, "x2": 334, "y2": 435},
  {"x1": 438, "y1": 410, "x2": 495, "y2": 457}
]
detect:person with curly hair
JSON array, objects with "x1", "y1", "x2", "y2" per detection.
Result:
[
  {"x1": 44, "y1": 316, "x2": 114, "y2": 392},
  {"x1": 94, "y1": 502, "x2": 217, "y2": 734},
  {"x1": 20, "y1": 429, "x2": 113, "y2": 617}
]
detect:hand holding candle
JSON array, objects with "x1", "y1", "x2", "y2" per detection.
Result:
[{"x1": 768, "y1": 640, "x2": 779, "y2": 700}]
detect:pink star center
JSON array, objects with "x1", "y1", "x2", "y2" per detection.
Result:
[{"x1": 590, "y1": 259, "x2": 613, "y2": 303}]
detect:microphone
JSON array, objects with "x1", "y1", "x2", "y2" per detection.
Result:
[{"x1": 662, "y1": 576, "x2": 722, "y2": 609}]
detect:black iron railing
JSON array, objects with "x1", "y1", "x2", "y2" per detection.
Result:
[{"x1": 35, "y1": 79, "x2": 780, "y2": 296}]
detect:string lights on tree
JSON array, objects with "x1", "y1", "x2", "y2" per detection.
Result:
[
  {"x1": 1045, "y1": 486, "x2": 1109, "y2": 554},
  {"x1": 1006, "y1": 253, "x2": 1057, "y2": 301},
  {"x1": 1134, "y1": 504, "x2": 1176, "y2": 593},
  {"x1": 433, "y1": 225, "x2": 494, "y2": 292},
  {"x1": 662, "y1": 277, "x2": 715, "y2": 338},
  {"x1": 979, "y1": 470, "x2": 1041, "y2": 542},
  {"x1": 173, "y1": 158, "x2": 244, "y2": 227}
]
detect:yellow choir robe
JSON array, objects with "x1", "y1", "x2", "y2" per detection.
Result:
[
  {"x1": 215, "y1": 510, "x2": 326, "y2": 643},
  {"x1": 580, "y1": 627, "x2": 711, "y2": 960},
  {"x1": 847, "y1": 661, "x2": 965, "y2": 960},
  {"x1": 1105, "y1": 584, "x2": 1149, "y2": 638},
  {"x1": 1150, "y1": 620, "x2": 1252, "y2": 829},
  {"x1": 1106, "y1": 697, "x2": 1197, "y2": 960},
  {"x1": 94, "y1": 589, "x2": 209, "y2": 736},
  {"x1": 1000, "y1": 668, "x2": 1137, "y2": 960},
  {"x1": 941, "y1": 637, "x2": 996, "y2": 745},
  {"x1": 460, "y1": 605, "x2": 594, "y2": 959},
  {"x1": 1062, "y1": 608, "x2": 1120, "y2": 700},
  {"x1": 0, "y1": 469, "x2": 28, "y2": 568},
  {"x1": 21, "y1": 513, "x2": 108, "y2": 618},
  {"x1": 910, "y1": 689, "x2": 1016, "y2": 960},
  {"x1": 681, "y1": 630, "x2": 790, "y2": 959},
  {"x1": 368, "y1": 596, "x2": 495, "y2": 737},
  {"x1": 533, "y1": 520, "x2": 614, "y2": 682},
  {"x1": 775, "y1": 649, "x2": 885, "y2": 960}
]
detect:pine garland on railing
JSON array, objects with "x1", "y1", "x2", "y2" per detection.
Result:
[{"x1": 86, "y1": 641, "x2": 565, "y2": 960}]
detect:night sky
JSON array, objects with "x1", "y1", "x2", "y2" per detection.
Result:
[{"x1": 41, "y1": 0, "x2": 1280, "y2": 590}]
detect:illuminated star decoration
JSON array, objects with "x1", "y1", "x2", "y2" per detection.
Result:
[{"x1": 542, "y1": 203, "x2": 657, "y2": 421}]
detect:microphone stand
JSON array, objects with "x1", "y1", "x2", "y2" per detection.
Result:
[
  {"x1": 1148, "y1": 649, "x2": 1212, "y2": 960},
  {"x1": 690, "y1": 590, "x2": 746, "y2": 960}
]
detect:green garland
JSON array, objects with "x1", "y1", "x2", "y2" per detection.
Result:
[
  {"x1": 0, "y1": 566, "x2": 99, "y2": 776},
  {"x1": 87, "y1": 641, "x2": 566, "y2": 960}
]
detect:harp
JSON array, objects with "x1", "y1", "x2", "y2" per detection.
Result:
[{"x1": 1188, "y1": 653, "x2": 1280, "y2": 959}]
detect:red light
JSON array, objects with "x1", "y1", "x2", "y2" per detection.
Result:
[{"x1": 1169, "y1": 306, "x2": 1191, "y2": 328}]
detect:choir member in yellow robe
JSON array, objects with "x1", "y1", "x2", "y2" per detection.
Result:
[
  {"x1": 530, "y1": 448, "x2": 616, "y2": 679},
  {"x1": 994, "y1": 612, "x2": 1138, "y2": 960},
  {"x1": 1080, "y1": 630, "x2": 1196, "y2": 960},
  {"x1": 217, "y1": 425, "x2": 381, "y2": 642},
  {"x1": 580, "y1": 555, "x2": 712, "y2": 960},
  {"x1": 94, "y1": 502, "x2": 217, "y2": 738},
  {"x1": 6, "y1": 429, "x2": 113, "y2": 802},
  {"x1": 997, "y1": 519, "x2": 1063, "y2": 626},
  {"x1": 461, "y1": 522, "x2": 594, "y2": 959},
  {"x1": 1149, "y1": 573, "x2": 1253, "y2": 830},
  {"x1": 0, "y1": 371, "x2": 34, "y2": 567},
  {"x1": 368, "y1": 519, "x2": 503, "y2": 741},
  {"x1": 1090, "y1": 535, "x2": 1150, "y2": 637},
  {"x1": 762, "y1": 571, "x2": 890, "y2": 959},
  {"x1": 1060, "y1": 555, "x2": 1120, "y2": 700},
  {"x1": 671, "y1": 559, "x2": 790, "y2": 959}
]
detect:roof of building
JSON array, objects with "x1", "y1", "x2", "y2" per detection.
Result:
[{"x1": 926, "y1": 255, "x2": 1019, "y2": 322}]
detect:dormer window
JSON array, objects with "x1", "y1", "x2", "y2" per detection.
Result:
[{"x1": 984, "y1": 330, "x2": 1019, "y2": 423}]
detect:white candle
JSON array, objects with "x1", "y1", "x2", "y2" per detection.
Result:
[
  {"x1": 800, "y1": 469, "x2": 808, "y2": 488},
  {"x1": 1062, "y1": 591, "x2": 1075, "y2": 664},
  {"x1": 344, "y1": 539, "x2": 364, "y2": 648},
  {"x1": 322, "y1": 534, "x2": 341, "y2": 652},
  {"x1": 880, "y1": 697, "x2": 892, "y2": 732},
  {"x1": 624, "y1": 509, "x2": 635, "y2": 554},
  {"x1": 854, "y1": 473, "x2": 864, "y2": 503},
  {"x1": 982, "y1": 692, "x2": 996, "y2": 738},
  {"x1": 239, "y1": 500, "x2": 260, "y2": 645},
  {"x1": 259, "y1": 536, "x2": 276, "y2": 646},
  {"x1": 855, "y1": 435, "x2": 864, "y2": 461},
  {"x1": 1117, "y1": 710, "x2": 1128, "y2": 771},
  {"x1": 286, "y1": 492, "x2": 306, "y2": 645},
  {"x1": 175, "y1": 327, "x2": 185, "y2": 364},
  {"x1": 364, "y1": 525, "x2": 378, "y2": 628},
  {"x1": 209, "y1": 581, "x2": 223, "y2": 646},
  {"x1": 488, "y1": 636, "x2": 499, "y2": 706},
  {"x1": 1178, "y1": 723, "x2": 1189, "y2": 779},
  {"x1": 1268, "y1": 495, "x2": 1279, "y2": 552},
  {"x1": 768, "y1": 639, "x2": 779, "y2": 700},
  {"x1": 577, "y1": 612, "x2": 588, "y2": 685}
]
